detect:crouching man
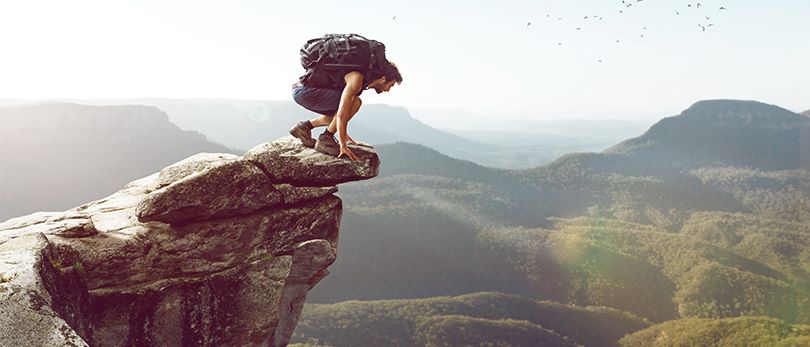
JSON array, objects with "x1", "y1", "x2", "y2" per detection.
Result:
[{"x1": 289, "y1": 62, "x2": 402, "y2": 161}]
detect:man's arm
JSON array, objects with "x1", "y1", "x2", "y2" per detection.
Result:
[{"x1": 334, "y1": 71, "x2": 363, "y2": 160}]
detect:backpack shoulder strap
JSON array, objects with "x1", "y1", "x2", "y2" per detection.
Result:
[{"x1": 366, "y1": 40, "x2": 387, "y2": 71}]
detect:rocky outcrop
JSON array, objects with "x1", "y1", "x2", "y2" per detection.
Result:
[{"x1": 0, "y1": 136, "x2": 379, "y2": 347}]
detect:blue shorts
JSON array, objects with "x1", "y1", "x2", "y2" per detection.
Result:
[{"x1": 292, "y1": 86, "x2": 340, "y2": 116}]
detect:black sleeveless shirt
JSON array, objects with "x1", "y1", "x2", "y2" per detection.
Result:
[{"x1": 337, "y1": 70, "x2": 381, "y2": 96}]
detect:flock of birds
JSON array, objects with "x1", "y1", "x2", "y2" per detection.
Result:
[
  {"x1": 519, "y1": 1, "x2": 730, "y2": 62},
  {"x1": 390, "y1": 2, "x2": 730, "y2": 64}
]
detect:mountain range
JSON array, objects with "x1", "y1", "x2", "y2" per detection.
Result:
[
  {"x1": 12, "y1": 97, "x2": 652, "y2": 169},
  {"x1": 291, "y1": 99, "x2": 810, "y2": 344},
  {"x1": 2, "y1": 98, "x2": 809, "y2": 345}
]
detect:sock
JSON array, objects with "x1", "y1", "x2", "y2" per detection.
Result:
[
  {"x1": 301, "y1": 120, "x2": 314, "y2": 130},
  {"x1": 321, "y1": 129, "x2": 334, "y2": 138}
]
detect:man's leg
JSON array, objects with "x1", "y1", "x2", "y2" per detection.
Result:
[
  {"x1": 291, "y1": 86, "x2": 342, "y2": 147},
  {"x1": 314, "y1": 97, "x2": 362, "y2": 156},
  {"x1": 325, "y1": 97, "x2": 362, "y2": 134},
  {"x1": 308, "y1": 114, "x2": 333, "y2": 127}
]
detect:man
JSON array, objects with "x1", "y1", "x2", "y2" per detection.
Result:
[{"x1": 289, "y1": 61, "x2": 402, "y2": 161}]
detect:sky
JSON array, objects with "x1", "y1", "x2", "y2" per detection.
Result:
[{"x1": 0, "y1": 0, "x2": 808, "y2": 120}]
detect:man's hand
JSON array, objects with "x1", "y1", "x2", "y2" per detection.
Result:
[
  {"x1": 338, "y1": 144, "x2": 359, "y2": 161},
  {"x1": 346, "y1": 134, "x2": 359, "y2": 145}
]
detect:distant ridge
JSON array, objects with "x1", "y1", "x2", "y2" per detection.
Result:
[
  {"x1": 48, "y1": 98, "x2": 490, "y2": 157},
  {"x1": 0, "y1": 102, "x2": 239, "y2": 221},
  {"x1": 375, "y1": 142, "x2": 506, "y2": 181},
  {"x1": 45, "y1": 98, "x2": 630, "y2": 169},
  {"x1": 545, "y1": 99, "x2": 810, "y2": 173}
]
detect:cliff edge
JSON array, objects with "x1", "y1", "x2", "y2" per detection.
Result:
[{"x1": 0, "y1": 136, "x2": 379, "y2": 347}]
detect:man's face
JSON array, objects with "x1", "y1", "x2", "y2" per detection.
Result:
[{"x1": 373, "y1": 78, "x2": 397, "y2": 94}]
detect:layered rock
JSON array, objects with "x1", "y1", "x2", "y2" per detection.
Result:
[{"x1": 0, "y1": 136, "x2": 379, "y2": 347}]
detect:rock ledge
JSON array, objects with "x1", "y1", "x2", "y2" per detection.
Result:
[{"x1": 0, "y1": 136, "x2": 379, "y2": 347}]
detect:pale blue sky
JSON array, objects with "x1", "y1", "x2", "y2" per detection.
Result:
[{"x1": 0, "y1": 0, "x2": 807, "y2": 119}]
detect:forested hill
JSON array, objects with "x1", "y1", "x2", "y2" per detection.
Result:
[
  {"x1": 605, "y1": 99, "x2": 809, "y2": 170},
  {"x1": 534, "y1": 99, "x2": 810, "y2": 183},
  {"x1": 294, "y1": 291, "x2": 649, "y2": 347},
  {"x1": 512, "y1": 99, "x2": 810, "y2": 226},
  {"x1": 364, "y1": 99, "x2": 810, "y2": 232}
]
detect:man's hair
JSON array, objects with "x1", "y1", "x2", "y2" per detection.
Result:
[{"x1": 381, "y1": 61, "x2": 403, "y2": 84}]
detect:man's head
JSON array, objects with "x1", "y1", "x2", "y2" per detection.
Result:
[
  {"x1": 369, "y1": 61, "x2": 402, "y2": 94},
  {"x1": 370, "y1": 77, "x2": 396, "y2": 94}
]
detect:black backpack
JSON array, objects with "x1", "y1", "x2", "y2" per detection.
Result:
[{"x1": 298, "y1": 33, "x2": 388, "y2": 89}]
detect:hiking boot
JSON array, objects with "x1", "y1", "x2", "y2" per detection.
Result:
[
  {"x1": 289, "y1": 121, "x2": 315, "y2": 148},
  {"x1": 314, "y1": 134, "x2": 340, "y2": 157}
]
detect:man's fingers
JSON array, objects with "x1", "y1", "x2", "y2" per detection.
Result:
[
  {"x1": 339, "y1": 147, "x2": 358, "y2": 161},
  {"x1": 341, "y1": 147, "x2": 357, "y2": 160}
]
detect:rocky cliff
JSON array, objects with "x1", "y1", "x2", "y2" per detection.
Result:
[{"x1": 0, "y1": 136, "x2": 379, "y2": 347}]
